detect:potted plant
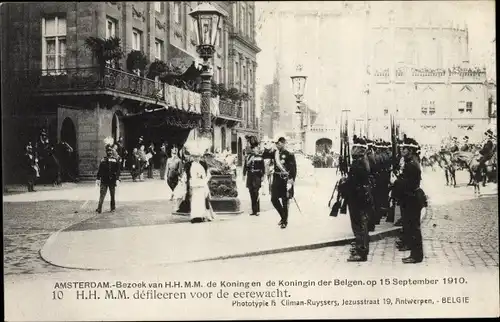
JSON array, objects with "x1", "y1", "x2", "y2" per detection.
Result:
[
  {"x1": 85, "y1": 36, "x2": 124, "y2": 79},
  {"x1": 217, "y1": 83, "x2": 228, "y2": 100},
  {"x1": 227, "y1": 87, "x2": 241, "y2": 102},
  {"x1": 203, "y1": 153, "x2": 241, "y2": 214},
  {"x1": 126, "y1": 50, "x2": 149, "y2": 76},
  {"x1": 210, "y1": 79, "x2": 219, "y2": 98},
  {"x1": 147, "y1": 59, "x2": 168, "y2": 79}
]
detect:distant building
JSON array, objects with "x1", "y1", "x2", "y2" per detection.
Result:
[{"x1": 267, "y1": 2, "x2": 491, "y2": 154}]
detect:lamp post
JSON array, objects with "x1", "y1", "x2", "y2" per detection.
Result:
[
  {"x1": 290, "y1": 65, "x2": 307, "y2": 151},
  {"x1": 189, "y1": 2, "x2": 227, "y2": 141}
]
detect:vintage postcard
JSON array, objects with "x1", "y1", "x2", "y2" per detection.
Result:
[{"x1": 3, "y1": 1, "x2": 498, "y2": 320}]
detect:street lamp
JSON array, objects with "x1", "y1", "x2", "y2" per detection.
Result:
[
  {"x1": 290, "y1": 65, "x2": 307, "y2": 150},
  {"x1": 189, "y1": 2, "x2": 227, "y2": 140}
]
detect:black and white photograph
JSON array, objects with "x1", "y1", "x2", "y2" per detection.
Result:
[{"x1": 2, "y1": 1, "x2": 498, "y2": 320}]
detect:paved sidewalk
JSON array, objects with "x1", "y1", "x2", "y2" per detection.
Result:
[{"x1": 40, "y1": 206, "x2": 400, "y2": 270}]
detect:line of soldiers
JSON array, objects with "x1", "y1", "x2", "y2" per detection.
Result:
[{"x1": 334, "y1": 135, "x2": 427, "y2": 263}]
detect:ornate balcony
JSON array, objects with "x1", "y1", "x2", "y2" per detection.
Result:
[{"x1": 218, "y1": 100, "x2": 242, "y2": 120}]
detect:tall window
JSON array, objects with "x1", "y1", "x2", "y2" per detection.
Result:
[
  {"x1": 106, "y1": 17, "x2": 117, "y2": 39},
  {"x1": 240, "y1": 4, "x2": 245, "y2": 34},
  {"x1": 174, "y1": 2, "x2": 181, "y2": 24},
  {"x1": 217, "y1": 67, "x2": 222, "y2": 83},
  {"x1": 154, "y1": 2, "x2": 162, "y2": 13},
  {"x1": 235, "y1": 61, "x2": 240, "y2": 82},
  {"x1": 243, "y1": 66, "x2": 247, "y2": 83},
  {"x1": 458, "y1": 101, "x2": 465, "y2": 113},
  {"x1": 132, "y1": 29, "x2": 142, "y2": 50},
  {"x1": 154, "y1": 39, "x2": 163, "y2": 60},
  {"x1": 421, "y1": 101, "x2": 428, "y2": 115},
  {"x1": 466, "y1": 101, "x2": 473, "y2": 113},
  {"x1": 248, "y1": 12, "x2": 252, "y2": 38},
  {"x1": 428, "y1": 101, "x2": 436, "y2": 115},
  {"x1": 42, "y1": 16, "x2": 66, "y2": 73},
  {"x1": 217, "y1": 26, "x2": 222, "y2": 48}
]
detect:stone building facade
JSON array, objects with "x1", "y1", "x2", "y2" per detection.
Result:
[
  {"x1": 1, "y1": 1, "x2": 259, "y2": 182},
  {"x1": 265, "y1": 2, "x2": 492, "y2": 154}
]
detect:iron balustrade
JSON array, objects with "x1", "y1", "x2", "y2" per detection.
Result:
[
  {"x1": 11, "y1": 67, "x2": 242, "y2": 119},
  {"x1": 218, "y1": 100, "x2": 242, "y2": 119}
]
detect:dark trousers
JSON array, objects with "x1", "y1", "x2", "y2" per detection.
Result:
[
  {"x1": 400, "y1": 199, "x2": 423, "y2": 260},
  {"x1": 147, "y1": 164, "x2": 153, "y2": 178},
  {"x1": 248, "y1": 186, "x2": 260, "y2": 214},
  {"x1": 348, "y1": 201, "x2": 370, "y2": 257},
  {"x1": 26, "y1": 177, "x2": 35, "y2": 192},
  {"x1": 97, "y1": 183, "x2": 116, "y2": 211},
  {"x1": 271, "y1": 174, "x2": 290, "y2": 223},
  {"x1": 167, "y1": 175, "x2": 179, "y2": 191}
]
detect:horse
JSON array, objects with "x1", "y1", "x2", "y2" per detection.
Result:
[
  {"x1": 436, "y1": 151, "x2": 457, "y2": 187},
  {"x1": 451, "y1": 151, "x2": 494, "y2": 194}
]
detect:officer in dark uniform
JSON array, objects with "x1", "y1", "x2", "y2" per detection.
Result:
[
  {"x1": 262, "y1": 137, "x2": 297, "y2": 229},
  {"x1": 243, "y1": 140, "x2": 266, "y2": 216},
  {"x1": 479, "y1": 130, "x2": 495, "y2": 168},
  {"x1": 344, "y1": 137, "x2": 373, "y2": 262},
  {"x1": 24, "y1": 143, "x2": 39, "y2": 192},
  {"x1": 96, "y1": 145, "x2": 121, "y2": 213},
  {"x1": 365, "y1": 139, "x2": 378, "y2": 231},
  {"x1": 391, "y1": 137, "x2": 426, "y2": 264},
  {"x1": 372, "y1": 140, "x2": 391, "y2": 225}
]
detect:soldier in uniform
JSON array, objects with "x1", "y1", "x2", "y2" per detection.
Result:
[
  {"x1": 391, "y1": 137, "x2": 426, "y2": 263},
  {"x1": 343, "y1": 136, "x2": 373, "y2": 262},
  {"x1": 243, "y1": 139, "x2": 266, "y2": 216},
  {"x1": 24, "y1": 143, "x2": 39, "y2": 192},
  {"x1": 262, "y1": 137, "x2": 297, "y2": 229},
  {"x1": 372, "y1": 140, "x2": 391, "y2": 225},
  {"x1": 96, "y1": 145, "x2": 121, "y2": 213}
]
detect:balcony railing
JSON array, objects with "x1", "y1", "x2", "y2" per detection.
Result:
[
  {"x1": 12, "y1": 67, "x2": 242, "y2": 120},
  {"x1": 218, "y1": 100, "x2": 242, "y2": 119}
]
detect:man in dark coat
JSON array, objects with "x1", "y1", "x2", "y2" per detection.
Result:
[
  {"x1": 24, "y1": 143, "x2": 39, "y2": 192},
  {"x1": 262, "y1": 137, "x2": 297, "y2": 229},
  {"x1": 392, "y1": 137, "x2": 426, "y2": 264},
  {"x1": 96, "y1": 145, "x2": 121, "y2": 213},
  {"x1": 343, "y1": 137, "x2": 373, "y2": 262},
  {"x1": 158, "y1": 143, "x2": 169, "y2": 180},
  {"x1": 243, "y1": 140, "x2": 266, "y2": 216}
]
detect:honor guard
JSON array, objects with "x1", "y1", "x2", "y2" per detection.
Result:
[
  {"x1": 344, "y1": 137, "x2": 373, "y2": 262},
  {"x1": 365, "y1": 139, "x2": 378, "y2": 231},
  {"x1": 478, "y1": 130, "x2": 495, "y2": 169},
  {"x1": 373, "y1": 140, "x2": 392, "y2": 225},
  {"x1": 96, "y1": 145, "x2": 121, "y2": 213},
  {"x1": 243, "y1": 139, "x2": 266, "y2": 216},
  {"x1": 391, "y1": 137, "x2": 427, "y2": 264},
  {"x1": 262, "y1": 137, "x2": 297, "y2": 229}
]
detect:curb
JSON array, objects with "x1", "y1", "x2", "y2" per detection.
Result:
[{"x1": 190, "y1": 225, "x2": 402, "y2": 264}]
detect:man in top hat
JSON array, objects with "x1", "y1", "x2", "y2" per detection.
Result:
[
  {"x1": 96, "y1": 144, "x2": 121, "y2": 213},
  {"x1": 243, "y1": 138, "x2": 266, "y2": 216},
  {"x1": 344, "y1": 136, "x2": 373, "y2": 262},
  {"x1": 262, "y1": 136, "x2": 297, "y2": 229},
  {"x1": 391, "y1": 136, "x2": 426, "y2": 264}
]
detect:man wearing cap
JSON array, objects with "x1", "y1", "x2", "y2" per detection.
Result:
[
  {"x1": 243, "y1": 139, "x2": 266, "y2": 216},
  {"x1": 343, "y1": 136, "x2": 373, "y2": 262},
  {"x1": 460, "y1": 136, "x2": 471, "y2": 152},
  {"x1": 96, "y1": 145, "x2": 121, "y2": 213},
  {"x1": 24, "y1": 143, "x2": 39, "y2": 192},
  {"x1": 478, "y1": 130, "x2": 495, "y2": 168},
  {"x1": 365, "y1": 139, "x2": 379, "y2": 231},
  {"x1": 262, "y1": 137, "x2": 297, "y2": 229},
  {"x1": 373, "y1": 140, "x2": 391, "y2": 225},
  {"x1": 391, "y1": 136, "x2": 426, "y2": 264}
]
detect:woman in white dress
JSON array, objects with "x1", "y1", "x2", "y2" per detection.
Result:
[{"x1": 181, "y1": 138, "x2": 215, "y2": 223}]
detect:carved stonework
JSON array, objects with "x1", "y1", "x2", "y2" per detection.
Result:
[
  {"x1": 238, "y1": 53, "x2": 243, "y2": 61},
  {"x1": 132, "y1": 5, "x2": 146, "y2": 22},
  {"x1": 174, "y1": 30, "x2": 183, "y2": 39},
  {"x1": 229, "y1": 48, "x2": 237, "y2": 57},
  {"x1": 155, "y1": 18, "x2": 166, "y2": 31}
]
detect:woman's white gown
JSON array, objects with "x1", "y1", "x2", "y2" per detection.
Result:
[{"x1": 189, "y1": 161, "x2": 214, "y2": 222}]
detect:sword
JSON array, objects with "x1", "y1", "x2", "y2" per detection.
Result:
[{"x1": 292, "y1": 196, "x2": 303, "y2": 215}]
